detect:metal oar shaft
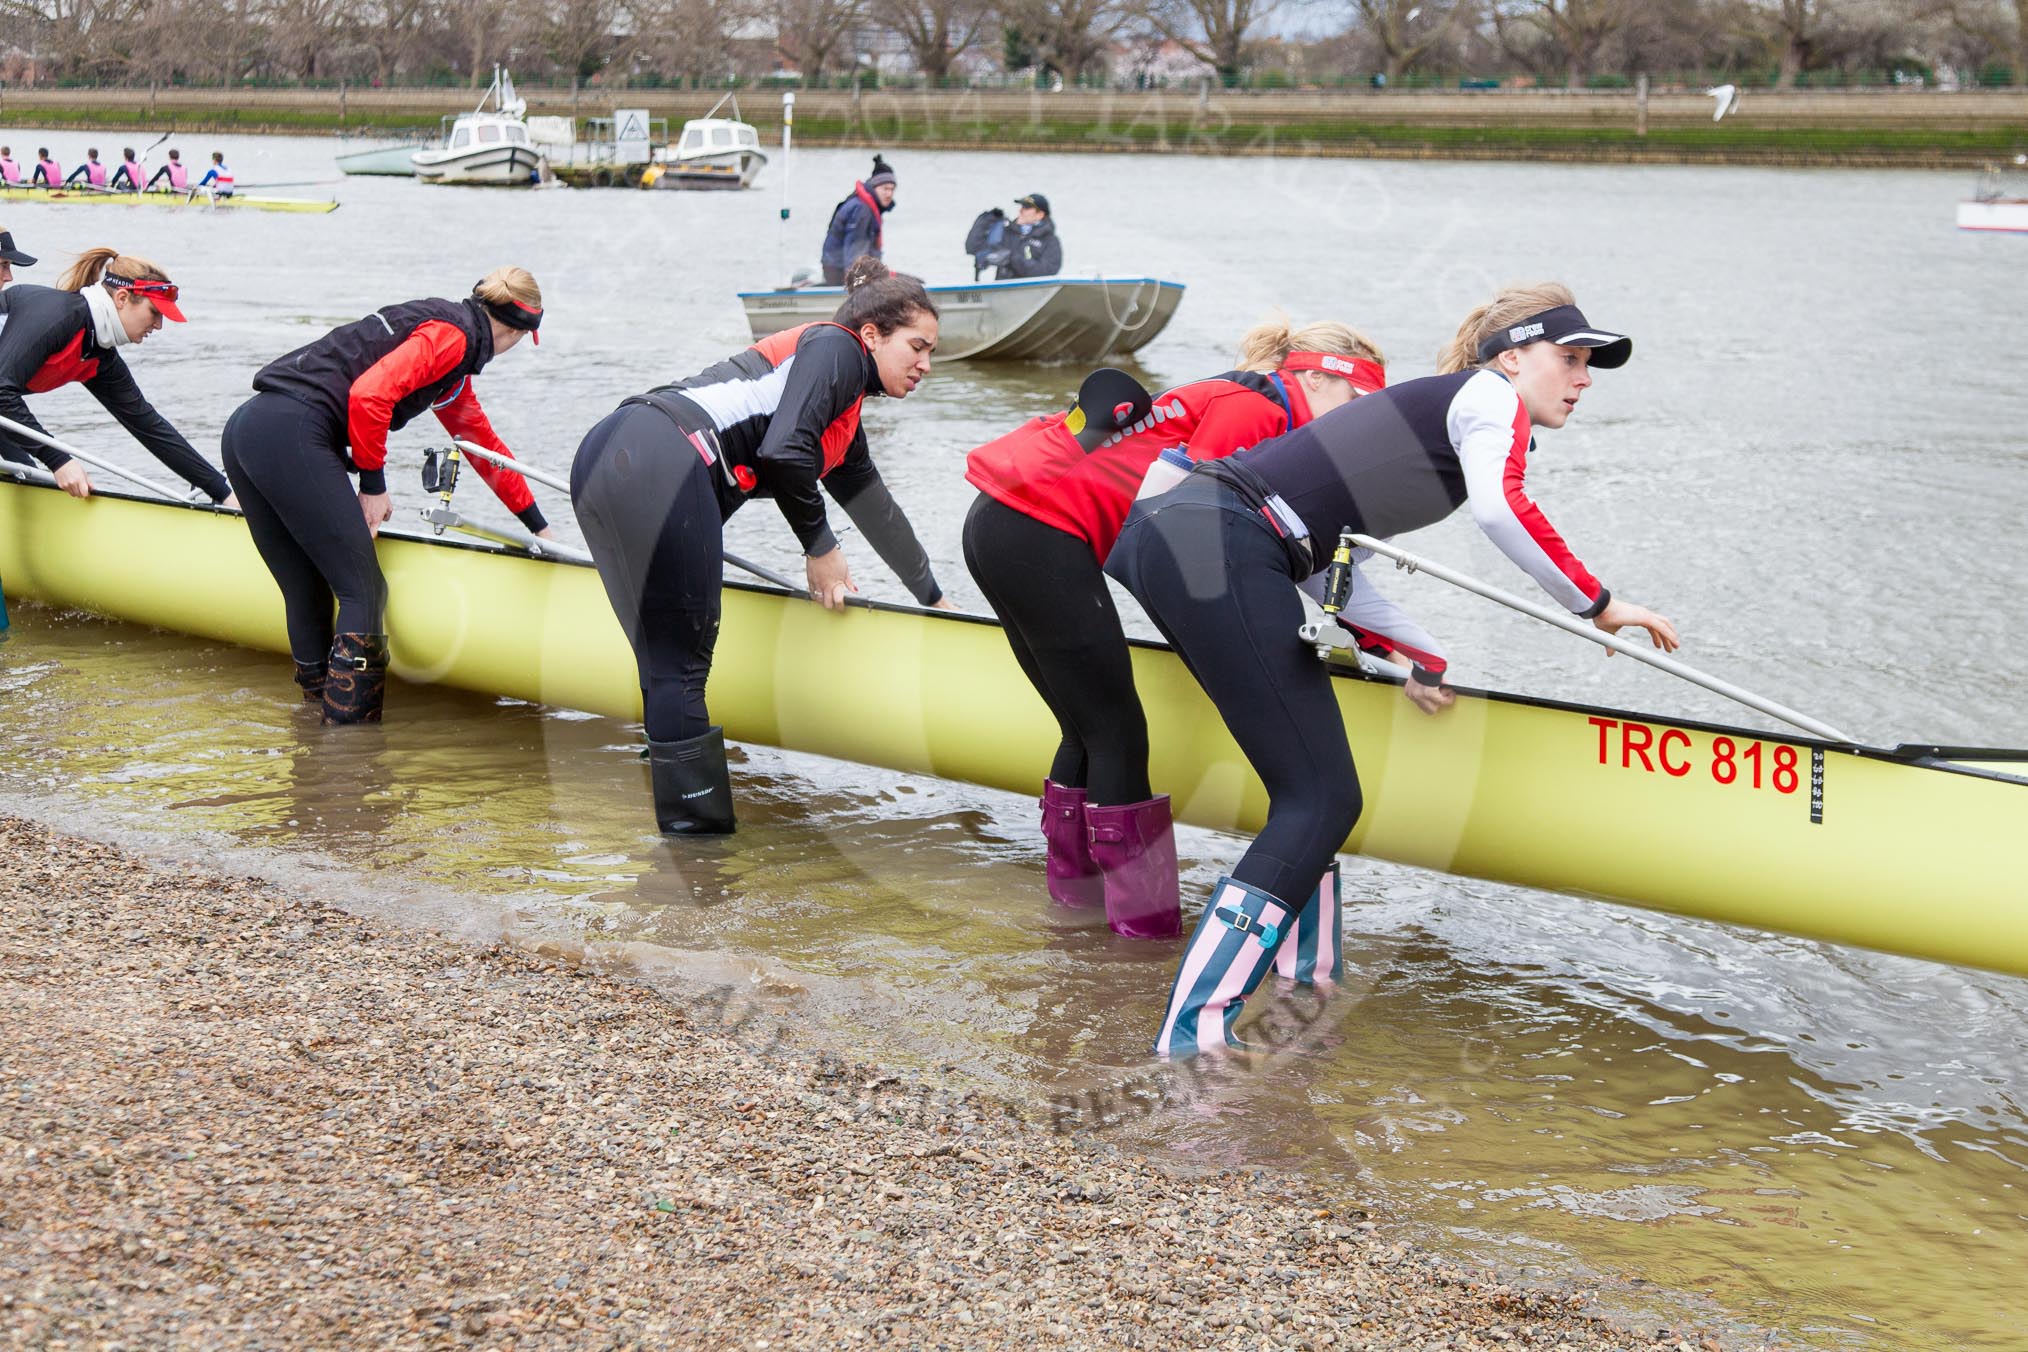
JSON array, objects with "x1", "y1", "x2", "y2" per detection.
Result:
[
  {"x1": 1347, "y1": 533, "x2": 1859, "y2": 745},
  {"x1": 0, "y1": 458, "x2": 59, "y2": 488},
  {"x1": 450, "y1": 438, "x2": 804, "y2": 593},
  {"x1": 0, "y1": 414, "x2": 182, "y2": 500}
]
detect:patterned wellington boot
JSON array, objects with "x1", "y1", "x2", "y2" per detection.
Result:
[
  {"x1": 1086, "y1": 795, "x2": 1182, "y2": 939},
  {"x1": 648, "y1": 727, "x2": 737, "y2": 835},
  {"x1": 320, "y1": 633, "x2": 389, "y2": 725},
  {"x1": 293, "y1": 659, "x2": 328, "y2": 702},
  {"x1": 1152, "y1": 876, "x2": 1292, "y2": 1058},
  {"x1": 1039, "y1": 780, "x2": 1103, "y2": 908},
  {"x1": 1272, "y1": 862, "x2": 1343, "y2": 985}
]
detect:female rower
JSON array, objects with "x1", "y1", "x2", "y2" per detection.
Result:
[
  {"x1": 0, "y1": 227, "x2": 35, "y2": 285},
  {"x1": 107, "y1": 148, "x2": 142, "y2": 192},
  {"x1": 31, "y1": 150, "x2": 59, "y2": 188},
  {"x1": 221, "y1": 266, "x2": 553, "y2": 724},
  {"x1": 1105, "y1": 284, "x2": 1680, "y2": 1057},
  {"x1": 63, "y1": 149, "x2": 107, "y2": 188},
  {"x1": 0, "y1": 247, "x2": 233, "y2": 506},
  {"x1": 962, "y1": 317, "x2": 1389, "y2": 939},
  {"x1": 572, "y1": 256, "x2": 948, "y2": 835},
  {"x1": 145, "y1": 150, "x2": 187, "y2": 193}
]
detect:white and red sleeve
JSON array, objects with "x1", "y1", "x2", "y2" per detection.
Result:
[
  {"x1": 1449, "y1": 370, "x2": 1606, "y2": 617},
  {"x1": 1298, "y1": 555, "x2": 1449, "y2": 685}
]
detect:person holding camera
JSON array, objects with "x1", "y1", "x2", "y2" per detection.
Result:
[{"x1": 965, "y1": 193, "x2": 1062, "y2": 281}]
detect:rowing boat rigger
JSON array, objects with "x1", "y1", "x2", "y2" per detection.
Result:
[{"x1": 1, "y1": 477, "x2": 2024, "y2": 977}]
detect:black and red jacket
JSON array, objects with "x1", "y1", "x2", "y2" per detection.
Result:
[
  {"x1": 965, "y1": 370, "x2": 1313, "y2": 562},
  {"x1": 252, "y1": 296, "x2": 543, "y2": 529},
  {"x1": 0, "y1": 284, "x2": 230, "y2": 501},
  {"x1": 627, "y1": 321, "x2": 941, "y2": 605}
]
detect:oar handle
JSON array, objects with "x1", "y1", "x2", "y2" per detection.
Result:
[
  {"x1": 449, "y1": 437, "x2": 807, "y2": 594},
  {"x1": 0, "y1": 413, "x2": 182, "y2": 501},
  {"x1": 1346, "y1": 533, "x2": 1861, "y2": 746}
]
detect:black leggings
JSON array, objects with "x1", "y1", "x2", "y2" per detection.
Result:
[
  {"x1": 571, "y1": 403, "x2": 723, "y2": 743},
  {"x1": 962, "y1": 493, "x2": 1150, "y2": 804},
  {"x1": 221, "y1": 392, "x2": 386, "y2": 663},
  {"x1": 1104, "y1": 479, "x2": 1361, "y2": 907}
]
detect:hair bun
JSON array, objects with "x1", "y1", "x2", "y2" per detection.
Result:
[{"x1": 843, "y1": 255, "x2": 891, "y2": 293}]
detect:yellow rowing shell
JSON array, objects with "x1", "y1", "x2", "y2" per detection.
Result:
[
  {"x1": 3, "y1": 480, "x2": 2023, "y2": 976},
  {"x1": 0, "y1": 185, "x2": 338, "y2": 214}
]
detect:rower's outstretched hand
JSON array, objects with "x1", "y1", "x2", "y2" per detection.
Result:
[
  {"x1": 535, "y1": 526, "x2": 556, "y2": 541},
  {"x1": 805, "y1": 546, "x2": 858, "y2": 611},
  {"x1": 358, "y1": 491, "x2": 393, "y2": 537},
  {"x1": 1594, "y1": 598, "x2": 1679, "y2": 655},
  {"x1": 54, "y1": 462, "x2": 92, "y2": 499},
  {"x1": 1403, "y1": 679, "x2": 1455, "y2": 715}
]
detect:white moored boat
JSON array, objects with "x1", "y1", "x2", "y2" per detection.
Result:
[
  {"x1": 413, "y1": 67, "x2": 545, "y2": 187},
  {"x1": 648, "y1": 95, "x2": 768, "y2": 190},
  {"x1": 740, "y1": 276, "x2": 1184, "y2": 362},
  {"x1": 1957, "y1": 158, "x2": 2028, "y2": 233}
]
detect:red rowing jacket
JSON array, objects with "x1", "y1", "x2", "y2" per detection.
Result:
[
  {"x1": 252, "y1": 296, "x2": 543, "y2": 530},
  {"x1": 965, "y1": 370, "x2": 1312, "y2": 562}
]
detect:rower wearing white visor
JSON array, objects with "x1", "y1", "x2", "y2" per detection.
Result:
[{"x1": 1104, "y1": 282, "x2": 1680, "y2": 1058}]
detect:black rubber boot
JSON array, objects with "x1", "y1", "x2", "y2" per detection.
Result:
[
  {"x1": 293, "y1": 660, "x2": 328, "y2": 702},
  {"x1": 321, "y1": 633, "x2": 389, "y2": 725},
  {"x1": 648, "y1": 727, "x2": 736, "y2": 835}
]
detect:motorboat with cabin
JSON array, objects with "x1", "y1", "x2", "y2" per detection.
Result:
[{"x1": 412, "y1": 67, "x2": 545, "y2": 186}]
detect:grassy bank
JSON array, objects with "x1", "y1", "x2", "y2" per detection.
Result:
[
  {"x1": 0, "y1": 813, "x2": 1757, "y2": 1349},
  {"x1": 1, "y1": 85, "x2": 2023, "y2": 167}
]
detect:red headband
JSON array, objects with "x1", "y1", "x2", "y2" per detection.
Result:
[{"x1": 1282, "y1": 351, "x2": 1386, "y2": 392}]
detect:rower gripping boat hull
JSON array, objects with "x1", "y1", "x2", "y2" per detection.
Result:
[
  {"x1": 0, "y1": 185, "x2": 338, "y2": 214},
  {"x1": 2, "y1": 480, "x2": 2024, "y2": 978},
  {"x1": 740, "y1": 277, "x2": 1184, "y2": 362}
]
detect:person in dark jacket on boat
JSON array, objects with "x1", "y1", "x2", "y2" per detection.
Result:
[
  {"x1": 1106, "y1": 283, "x2": 1679, "y2": 1059},
  {"x1": 820, "y1": 156, "x2": 895, "y2": 285},
  {"x1": 571, "y1": 256, "x2": 950, "y2": 837},
  {"x1": 0, "y1": 246, "x2": 234, "y2": 506},
  {"x1": 995, "y1": 194, "x2": 1062, "y2": 279},
  {"x1": 221, "y1": 267, "x2": 553, "y2": 725},
  {"x1": 963, "y1": 316, "x2": 1391, "y2": 941}
]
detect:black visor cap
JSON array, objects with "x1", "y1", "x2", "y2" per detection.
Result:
[
  {"x1": 1476, "y1": 303, "x2": 1631, "y2": 370},
  {"x1": 0, "y1": 231, "x2": 37, "y2": 267}
]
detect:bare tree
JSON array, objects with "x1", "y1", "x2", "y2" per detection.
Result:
[
  {"x1": 1764, "y1": 0, "x2": 1828, "y2": 86},
  {"x1": 1927, "y1": 0, "x2": 2028, "y2": 81},
  {"x1": 873, "y1": 0, "x2": 989, "y2": 86},
  {"x1": 775, "y1": 0, "x2": 866, "y2": 83},
  {"x1": 541, "y1": 0, "x2": 620, "y2": 83},
  {"x1": 1001, "y1": 0, "x2": 1131, "y2": 82},
  {"x1": 1349, "y1": 0, "x2": 1464, "y2": 82},
  {"x1": 1490, "y1": 0, "x2": 1629, "y2": 86},
  {"x1": 1143, "y1": 0, "x2": 1279, "y2": 85}
]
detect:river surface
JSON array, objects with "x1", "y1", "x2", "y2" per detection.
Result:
[{"x1": 2, "y1": 130, "x2": 2025, "y2": 1349}]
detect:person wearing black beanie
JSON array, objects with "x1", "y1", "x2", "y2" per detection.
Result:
[{"x1": 820, "y1": 154, "x2": 896, "y2": 285}]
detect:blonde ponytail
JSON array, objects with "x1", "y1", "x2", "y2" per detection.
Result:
[
  {"x1": 60, "y1": 246, "x2": 170, "y2": 292},
  {"x1": 1438, "y1": 282, "x2": 1577, "y2": 374},
  {"x1": 473, "y1": 265, "x2": 541, "y2": 312},
  {"x1": 1236, "y1": 312, "x2": 1385, "y2": 374}
]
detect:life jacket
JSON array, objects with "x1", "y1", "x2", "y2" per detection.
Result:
[
  {"x1": 632, "y1": 321, "x2": 869, "y2": 501},
  {"x1": 821, "y1": 183, "x2": 885, "y2": 271},
  {"x1": 252, "y1": 296, "x2": 495, "y2": 447},
  {"x1": 965, "y1": 371, "x2": 1310, "y2": 561}
]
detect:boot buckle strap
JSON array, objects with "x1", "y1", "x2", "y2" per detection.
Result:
[
  {"x1": 343, "y1": 656, "x2": 370, "y2": 671},
  {"x1": 1214, "y1": 904, "x2": 1278, "y2": 949}
]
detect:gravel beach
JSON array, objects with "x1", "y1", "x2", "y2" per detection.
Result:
[{"x1": 0, "y1": 814, "x2": 1758, "y2": 1350}]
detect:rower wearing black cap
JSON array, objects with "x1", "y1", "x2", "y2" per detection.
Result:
[
  {"x1": 963, "y1": 315, "x2": 1390, "y2": 942},
  {"x1": 571, "y1": 256, "x2": 949, "y2": 836},
  {"x1": 222, "y1": 267, "x2": 553, "y2": 724},
  {"x1": 0, "y1": 226, "x2": 34, "y2": 286},
  {"x1": 0, "y1": 245, "x2": 234, "y2": 506},
  {"x1": 1104, "y1": 283, "x2": 1680, "y2": 1058}
]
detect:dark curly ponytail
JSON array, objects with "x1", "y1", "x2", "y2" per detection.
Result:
[{"x1": 832, "y1": 256, "x2": 937, "y2": 336}]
